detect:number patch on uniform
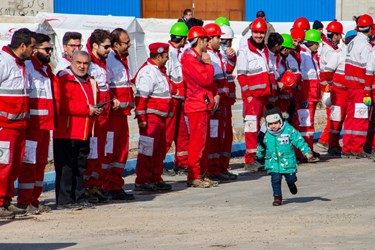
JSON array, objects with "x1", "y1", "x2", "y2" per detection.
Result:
[
  {"x1": 354, "y1": 103, "x2": 368, "y2": 119},
  {"x1": 138, "y1": 135, "x2": 154, "y2": 156},
  {"x1": 87, "y1": 137, "x2": 98, "y2": 159},
  {"x1": 23, "y1": 140, "x2": 37, "y2": 164},
  {"x1": 278, "y1": 134, "x2": 290, "y2": 145},
  {"x1": 297, "y1": 109, "x2": 311, "y2": 127},
  {"x1": 0, "y1": 141, "x2": 10, "y2": 164},
  {"x1": 330, "y1": 105, "x2": 341, "y2": 122}
]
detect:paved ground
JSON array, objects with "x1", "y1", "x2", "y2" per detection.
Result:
[{"x1": 1, "y1": 152, "x2": 375, "y2": 250}]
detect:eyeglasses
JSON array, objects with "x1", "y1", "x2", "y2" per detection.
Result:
[
  {"x1": 38, "y1": 47, "x2": 54, "y2": 53},
  {"x1": 67, "y1": 44, "x2": 83, "y2": 49},
  {"x1": 119, "y1": 40, "x2": 131, "y2": 45},
  {"x1": 99, "y1": 44, "x2": 111, "y2": 50}
]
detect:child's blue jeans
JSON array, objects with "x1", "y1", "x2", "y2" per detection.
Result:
[{"x1": 270, "y1": 172, "x2": 297, "y2": 197}]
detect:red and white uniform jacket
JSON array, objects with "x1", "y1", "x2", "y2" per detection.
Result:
[
  {"x1": 166, "y1": 42, "x2": 184, "y2": 100},
  {"x1": 207, "y1": 47, "x2": 228, "y2": 100},
  {"x1": 237, "y1": 39, "x2": 271, "y2": 99},
  {"x1": 345, "y1": 32, "x2": 372, "y2": 92},
  {"x1": 320, "y1": 39, "x2": 339, "y2": 91},
  {"x1": 0, "y1": 46, "x2": 29, "y2": 129},
  {"x1": 221, "y1": 48, "x2": 237, "y2": 105},
  {"x1": 25, "y1": 57, "x2": 55, "y2": 130},
  {"x1": 54, "y1": 55, "x2": 71, "y2": 74},
  {"x1": 300, "y1": 44, "x2": 321, "y2": 102},
  {"x1": 134, "y1": 59, "x2": 172, "y2": 123},
  {"x1": 106, "y1": 50, "x2": 134, "y2": 116},
  {"x1": 54, "y1": 68, "x2": 96, "y2": 141},
  {"x1": 181, "y1": 48, "x2": 215, "y2": 113},
  {"x1": 268, "y1": 49, "x2": 280, "y2": 103},
  {"x1": 290, "y1": 44, "x2": 302, "y2": 68},
  {"x1": 365, "y1": 46, "x2": 375, "y2": 95},
  {"x1": 322, "y1": 44, "x2": 346, "y2": 90},
  {"x1": 277, "y1": 54, "x2": 302, "y2": 101}
]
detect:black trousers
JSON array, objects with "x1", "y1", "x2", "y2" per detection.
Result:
[{"x1": 53, "y1": 138, "x2": 90, "y2": 205}]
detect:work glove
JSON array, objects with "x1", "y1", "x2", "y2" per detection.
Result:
[
  {"x1": 322, "y1": 92, "x2": 331, "y2": 107},
  {"x1": 363, "y1": 96, "x2": 372, "y2": 106},
  {"x1": 300, "y1": 100, "x2": 308, "y2": 108}
]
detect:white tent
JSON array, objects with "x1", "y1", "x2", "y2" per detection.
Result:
[
  {"x1": 36, "y1": 12, "x2": 148, "y2": 76},
  {"x1": 0, "y1": 16, "x2": 56, "y2": 48}
]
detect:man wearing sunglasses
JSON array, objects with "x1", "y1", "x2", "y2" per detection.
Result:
[
  {"x1": 17, "y1": 33, "x2": 55, "y2": 214},
  {"x1": 54, "y1": 32, "x2": 82, "y2": 74},
  {"x1": 84, "y1": 29, "x2": 120, "y2": 203}
]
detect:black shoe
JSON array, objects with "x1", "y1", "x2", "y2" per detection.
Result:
[
  {"x1": 288, "y1": 183, "x2": 298, "y2": 195},
  {"x1": 328, "y1": 147, "x2": 342, "y2": 156},
  {"x1": 56, "y1": 203, "x2": 83, "y2": 210},
  {"x1": 221, "y1": 171, "x2": 238, "y2": 180},
  {"x1": 244, "y1": 161, "x2": 263, "y2": 172},
  {"x1": 154, "y1": 181, "x2": 172, "y2": 191},
  {"x1": 109, "y1": 189, "x2": 135, "y2": 200},
  {"x1": 87, "y1": 187, "x2": 110, "y2": 203},
  {"x1": 82, "y1": 190, "x2": 99, "y2": 203},
  {"x1": 134, "y1": 183, "x2": 157, "y2": 191}
]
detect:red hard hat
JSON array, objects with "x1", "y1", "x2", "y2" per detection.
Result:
[
  {"x1": 293, "y1": 17, "x2": 310, "y2": 30},
  {"x1": 290, "y1": 28, "x2": 305, "y2": 41},
  {"x1": 203, "y1": 23, "x2": 224, "y2": 37},
  {"x1": 280, "y1": 71, "x2": 297, "y2": 89},
  {"x1": 326, "y1": 21, "x2": 343, "y2": 34},
  {"x1": 187, "y1": 26, "x2": 208, "y2": 40},
  {"x1": 250, "y1": 17, "x2": 267, "y2": 32},
  {"x1": 357, "y1": 14, "x2": 374, "y2": 27}
]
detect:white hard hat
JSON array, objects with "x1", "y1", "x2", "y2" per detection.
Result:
[{"x1": 220, "y1": 25, "x2": 234, "y2": 39}]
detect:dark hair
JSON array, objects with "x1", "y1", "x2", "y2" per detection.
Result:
[
  {"x1": 62, "y1": 32, "x2": 82, "y2": 45},
  {"x1": 35, "y1": 33, "x2": 51, "y2": 47},
  {"x1": 256, "y1": 10, "x2": 265, "y2": 18},
  {"x1": 89, "y1": 29, "x2": 110, "y2": 49},
  {"x1": 186, "y1": 18, "x2": 204, "y2": 30},
  {"x1": 170, "y1": 34, "x2": 184, "y2": 43},
  {"x1": 9, "y1": 28, "x2": 37, "y2": 49},
  {"x1": 267, "y1": 32, "x2": 283, "y2": 49},
  {"x1": 110, "y1": 28, "x2": 128, "y2": 46},
  {"x1": 183, "y1": 9, "x2": 192, "y2": 15}
]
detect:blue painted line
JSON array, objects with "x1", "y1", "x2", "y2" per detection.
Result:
[{"x1": 17, "y1": 130, "x2": 329, "y2": 193}]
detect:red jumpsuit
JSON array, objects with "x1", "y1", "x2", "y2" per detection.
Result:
[
  {"x1": 364, "y1": 46, "x2": 375, "y2": 152},
  {"x1": 237, "y1": 39, "x2": 271, "y2": 164},
  {"x1": 342, "y1": 32, "x2": 372, "y2": 154},
  {"x1": 134, "y1": 59, "x2": 172, "y2": 185},
  {"x1": 165, "y1": 41, "x2": 189, "y2": 170},
  {"x1": 17, "y1": 57, "x2": 55, "y2": 207},
  {"x1": 0, "y1": 46, "x2": 29, "y2": 207},
  {"x1": 102, "y1": 49, "x2": 134, "y2": 192},
  {"x1": 181, "y1": 48, "x2": 214, "y2": 181}
]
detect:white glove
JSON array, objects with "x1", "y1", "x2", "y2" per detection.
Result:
[{"x1": 322, "y1": 92, "x2": 331, "y2": 107}]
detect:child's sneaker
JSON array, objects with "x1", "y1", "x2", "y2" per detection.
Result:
[
  {"x1": 272, "y1": 195, "x2": 282, "y2": 206},
  {"x1": 288, "y1": 183, "x2": 298, "y2": 195}
]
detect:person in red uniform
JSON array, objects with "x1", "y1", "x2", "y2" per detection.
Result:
[
  {"x1": 165, "y1": 22, "x2": 190, "y2": 176},
  {"x1": 54, "y1": 32, "x2": 82, "y2": 74},
  {"x1": 84, "y1": 29, "x2": 120, "y2": 202},
  {"x1": 317, "y1": 21, "x2": 343, "y2": 151},
  {"x1": 134, "y1": 43, "x2": 172, "y2": 191},
  {"x1": 0, "y1": 28, "x2": 36, "y2": 219},
  {"x1": 342, "y1": 14, "x2": 374, "y2": 158},
  {"x1": 17, "y1": 33, "x2": 55, "y2": 213},
  {"x1": 237, "y1": 18, "x2": 272, "y2": 171},
  {"x1": 103, "y1": 28, "x2": 135, "y2": 200},
  {"x1": 181, "y1": 26, "x2": 216, "y2": 188},
  {"x1": 54, "y1": 50, "x2": 102, "y2": 209}
]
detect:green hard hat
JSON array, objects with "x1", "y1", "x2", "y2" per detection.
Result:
[
  {"x1": 304, "y1": 29, "x2": 322, "y2": 43},
  {"x1": 281, "y1": 33, "x2": 294, "y2": 49},
  {"x1": 170, "y1": 22, "x2": 189, "y2": 36},
  {"x1": 215, "y1": 16, "x2": 230, "y2": 27}
]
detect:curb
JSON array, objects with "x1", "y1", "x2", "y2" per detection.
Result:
[{"x1": 19, "y1": 131, "x2": 324, "y2": 193}]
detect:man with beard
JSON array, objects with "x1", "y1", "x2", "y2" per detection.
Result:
[
  {"x1": 84, "y1": 29, "x2": 120, "y2": 202},
  {"x1": 0, "y1": 28, "x2": 36, "y2": 219},
  {"x1": 237, "y1": 18, "x2": 272, "y2": 171},
  {"x1": 54, "y1": 32, "x2": 82, "y2": 74},
  {"x1": 103, "y1": 28, "x2": 135, "y2": 200},
  {"x1": 17, "y1": 33, "x2": 55, "y2": 213}
]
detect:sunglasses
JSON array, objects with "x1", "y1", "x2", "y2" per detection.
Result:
[
  {"x1": 100, "y1": 44, "x2": 111, "y2": 50},
  {"x1": 38, "y1": 47, "x2": 54, "y2": 53}
]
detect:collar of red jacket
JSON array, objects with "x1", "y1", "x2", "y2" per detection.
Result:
[
  {"x1": 147, "y1": 58, "x2": 167, "y2": 73},
  {"x1": 86, "y1": 37, "x2": 107, "y2": 70},
  {"x1": 247, "y1": 38, "x2": 269, "y2": 62},
  {"x1": 113, "y1": 49, "x2": 129, "y2": 65},
  {"x1": 2, "y1": 45, "x2": 24, "y2": 66}
]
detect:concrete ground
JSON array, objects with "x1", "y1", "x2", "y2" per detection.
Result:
[{"x1": 1, "y1": 153, "x2": 375, "y2": 250}]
